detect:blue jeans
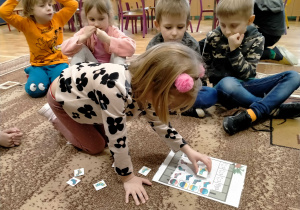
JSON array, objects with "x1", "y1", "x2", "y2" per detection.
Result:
[
  {"x1": 214, "y1": 71, "x2": 300, "y2": 118},
  {"x1": 193, "y1": 86, "x2": 218, "y2": 109}
]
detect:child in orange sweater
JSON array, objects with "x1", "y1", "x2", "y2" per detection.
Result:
[{"x1": 0, "y1": 0, "x2": 78, "y2": 97}]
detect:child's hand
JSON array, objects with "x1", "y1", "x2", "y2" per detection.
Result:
[
  {"x1": 78, "y1": 26, "x2": 97, "y2": 44},
  {"x1": 84, "y1": 26, "x2": 97, "y2": 39},
  {"x1": 0, "y1": 127, "x2": 23, "y2": 147},
  {"x1": 95, "y1": 28, "x2": 111, "y2": 44},
  {"x1": 181, "y1": 144, "x2": 212, "y2": 173},
  {"x1": 228, "y1": 33, "x2": 244, "y2": 52},
  {"x1": 121, "y1": 174, "x2": 152, "y2": 205}
]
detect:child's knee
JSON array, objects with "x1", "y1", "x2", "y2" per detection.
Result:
[
  {"x1": 287, "y1": 71, "x2": 300, "y2": 85},
  {"x1": 216, "y1": 77, "x2": 238, "y2": 94},
  {"x1": 85, "y1": 144, "x2": 105, "y2": 155},
  {"x1": 197, "y1": 87, "x2": 218, "y2": 108}
]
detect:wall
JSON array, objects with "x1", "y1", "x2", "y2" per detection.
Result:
[
  {"x1": 285, "y1": 0, "x2": 300, "y2": 21},
  {"x1": 115, "y1": 0, "x2": 216, "y2": 19}
]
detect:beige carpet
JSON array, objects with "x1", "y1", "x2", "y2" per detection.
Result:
[{"x1": 1, "y1": 59, "x2": 300, "y2": 210}]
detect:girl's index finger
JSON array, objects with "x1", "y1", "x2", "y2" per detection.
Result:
[
  {"x1": 193, "y1": 161, "x2": 199, "y2": 174},
  {"x1": 206, "y1": 157, "x2": 212, "y2": 172},
  {"x1": 125, "y1": 192, "x2": 129, "y2": 203}
]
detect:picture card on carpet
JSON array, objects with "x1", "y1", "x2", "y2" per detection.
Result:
[
  {"x1": 0, "y1": 81, "x2": 21, "y2": 89},
  {"x1": 153, "y1": 151, "x2": 247, "y2": 208}
]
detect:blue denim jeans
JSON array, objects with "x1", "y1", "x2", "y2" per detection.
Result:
[
  {"x1": 214, "y1": 71, "x2": 300, "y2": 118},
  {"x1": 193, "y1": 86, "x2": 218, "y2": 109}
]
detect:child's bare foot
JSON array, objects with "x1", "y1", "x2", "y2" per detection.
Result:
[{"x1": 0, "y1": 127, "x2": 23, "y2": 148}]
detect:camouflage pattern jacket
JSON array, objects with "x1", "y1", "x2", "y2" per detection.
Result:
[
  {"x1": 202, "y1": 25, "x2": 265, "y2": 86},
  {"x1": 146, "y1": 32, "x2": 200, "y2": 54}
]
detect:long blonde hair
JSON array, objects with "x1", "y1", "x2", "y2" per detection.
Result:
[
  {"x1": 130, "y1": 42, "x2": 203, "y2": 124},
  {"x1": 81, "y1": 0, "x2": 115, "y2": 26}
]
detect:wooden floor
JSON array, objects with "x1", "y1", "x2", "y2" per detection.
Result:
[{"x1": 0, "y1": 19, "x2": 299, "y2": 64}]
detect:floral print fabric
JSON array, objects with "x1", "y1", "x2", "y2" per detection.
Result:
[{"x1": 55, "y1": 62, "x2": 187, "y2": 176}]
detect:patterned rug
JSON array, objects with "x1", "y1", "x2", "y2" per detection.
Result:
[{"x1": 0, "y1": 58, "x2": 300, "y2": 210}]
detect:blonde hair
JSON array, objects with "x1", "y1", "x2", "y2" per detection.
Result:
[
  {"x1": 216, "y1": 0, "x2": 254, "y2": 19},
  {"x1": 22, "y1": 0, "x2": 51, "y2": 19},
  {"x1": 155, "y1": 0, "x2": 190, "y2": 24},
  {"x1": 81, "y1": 0, "x2": 115, "y2": 26},
  {"x1": 129, "y1": 42, "x2": 203, "y2": 124}
]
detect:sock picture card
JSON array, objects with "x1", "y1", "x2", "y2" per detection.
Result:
[
  {"x1": 139, "y1": 166, "x2": 151, "y2": 176},
  {"x1": 93, "y1": 180, "x2": 107, "y2": 191},
  {"x1": 67, "y1": 177, "x2": 81, "y2": 186},
  {"x1": 74, "y1": 168, "x2": 84, "y2": 177},
  {"x1": 197, "y1": 167, "x2": 208, "y2": 178}
]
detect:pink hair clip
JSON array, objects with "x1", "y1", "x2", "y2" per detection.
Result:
[
  {"x1": 199, "y1": 65, "x2": 205, "y2": 78},
  {"x1": 175, "y1": 73, "x2": 194, "y2": 93}
]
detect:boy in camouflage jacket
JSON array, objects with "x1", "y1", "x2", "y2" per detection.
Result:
[{"x1": 201, "y1": 0, "x2": 300, "y2": 135}]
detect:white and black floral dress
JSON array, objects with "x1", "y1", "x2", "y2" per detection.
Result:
[{"x1": 55, "y1": 62, "x2": 187, "y2": 176}]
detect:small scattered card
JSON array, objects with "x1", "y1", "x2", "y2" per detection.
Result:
[
  {"x1": 138, "y1": 166, "x2": 151, "y2": 176},
  {"x1": 0, "y1": 81, "x2": 21, "y2": 90},
  {"x1": 93, "y1": 180, "x2": 107, "y2": 191},
  {"x1": 197, "y1": 167, "x2": 208, "y2": 178},
  {"x1": 74, "y1": 168, "x2": 84, "y2": 177},
  {"x1": 66, "y1": 177, "x2": 81, "y2": 186}
]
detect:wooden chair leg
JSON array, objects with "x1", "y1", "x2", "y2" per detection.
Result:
[
  {"x1": 121, "y1": 16, "x2": 124, "y2": 32},
  {"x1": 196, "y1": 11, "x2": 203, "y2": 32},
  {"x1": 146, "y1": 10, "x2": 149, "y2": 28},
  {"x1": 189, "y1": 20, "x2": 193, "y2": 33},
  {"x1": 142, "y1": 16, "x2": 147, "y2": 38},
  {"x1": 7, "y1": 23, "x2": 11, "y2": 31},
  {"x1": 151, "y1": 11, "x2": 154, "y2": 28},
  {"x1": 125, "y1": 17, "x2": 129, "y2": 30},
  {"x1": 131, "y1": 18, "x2": 134, "y2": 34}
]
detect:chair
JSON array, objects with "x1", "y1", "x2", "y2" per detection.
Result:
[
  {"x1": 122, "y1": 2, "x2": 135, "y2": 34},
  {"x1": 74, "y1": 0, "x2": 83, "y2": 29},
  {"x1": 118, "y1": 0, "x2": 147, "y2": 38},
  {"x1": 150, "y1": 0, "x2": 156, "y2": 28},
  {"x1": 196, "y1": 0, "x2": 219, "y2": 32},
  {"x1": 135, "y1": 1, "x2": 150, "y2": 28}
]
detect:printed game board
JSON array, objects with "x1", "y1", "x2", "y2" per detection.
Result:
[{"x1": 152, "y1": 151, "x2": 247, "y2": 208}]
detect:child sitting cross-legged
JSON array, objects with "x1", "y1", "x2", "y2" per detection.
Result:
[
  {"x1": 0, "y1": 0, "x2": 78, "y2": 98},
  {"x1": 146, "y1": 0, "x2": 218, "y2": 118},
  {"x1": 61, "y1": 0, "x2": 136, "y2": 65},
  {"x1": 201, "y1": 0, "x2": 300, "y2": 135}
]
